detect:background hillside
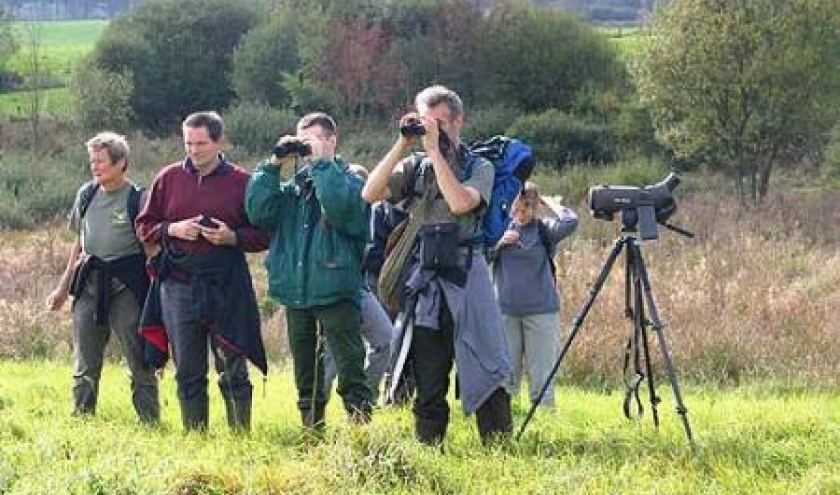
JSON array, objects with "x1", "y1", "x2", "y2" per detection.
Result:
[{"x1": 9, "y1": 0, "x2": 670, "y2": 23}]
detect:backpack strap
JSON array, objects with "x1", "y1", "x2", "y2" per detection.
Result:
[
  {"x1": 400, "y1": 153, "x2": 426, "y2": 211},
  {"x1": 78, "y1": 181, "x2": 100, "y2": 221},
  {"x1": 537, "y1": 220, "x2": 557, "y2": 280},
  {"x1": 127, "y1": 184, "x2": 145, "y2": 228}
]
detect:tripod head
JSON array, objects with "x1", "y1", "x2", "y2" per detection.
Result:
[{"x1": 619, "y1": 212, "x2": 694, "y2": 240}]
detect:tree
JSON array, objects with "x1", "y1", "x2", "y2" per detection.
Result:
[
  {"x1": 20, "y1": 20, "x2": 44, "y2": 156},
  {"x1": 69, "y1": 62, "x2": 134, "y2": 133},
  {"x1": 477, "y1": 0, "x2": 625, "y2": 113},
  {"x1": 313, "y1": 16, "x2": 407, "y2": 119},
  {"x1": 231, "y1": 6, "x2": 301, "y2": 107},
  {"x1": 387, "y1": 0, "x2": 485, "y2": 104},
  {"x1": 285, "y1": 0, "x2": 410, "y2": 119},
  {"x1": 633, "y1": 0, "x2": 840, "y2": 204},
  {"x1": 93, "y1": 0, "x2": 262, "y2": 132}
]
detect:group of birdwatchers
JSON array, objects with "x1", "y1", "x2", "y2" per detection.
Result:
[{"x1": 46, "y1": 85, "x2": 579, "y2": 446}]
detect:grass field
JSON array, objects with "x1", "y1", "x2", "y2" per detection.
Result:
[
  {"x1": 0, "y1": 360, "x2": 837, "y2": 494},
  {"x1": 0, "y1": 20, "x2": 107, "y2": 117}
]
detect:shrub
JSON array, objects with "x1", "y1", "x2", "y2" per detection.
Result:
[
  {"x1": 69, "y1": 62, "x2": 134, "y2": 134},
  {"x1": 821, "y1": 123, "x2": 840, "y2": 183},
  {"x1": 0, "y1": 149, "x2": 88, "y2": 229},
  {"x1": 231, "y1": 7, "x2": 301, "y2": 107},
  {"x1": 477, "y1": 2, "x2": 625, "y2": 112},
  {"x1": 533, "y1": 157, "x2": 669, "y2": 204},
  {"x1": 222, "y1": 101, "x2": 299, "y2": 156},
  {"x1": 462, "y1": 104, "x2": 522, "y2": 144},
  {"x1": 339, "y1": 128, "x2": 396, "y2": 167},
  {"x1": 507, "y1": 109, "x2": 613, "y2": 167}
]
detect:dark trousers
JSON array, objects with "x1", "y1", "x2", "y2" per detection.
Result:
[
  {"x1": 286, "y1": 300, "x2": 373, "y2": 422},
  {"x1": 411, "y1": 296, "x2": 512, "y2": 444},
  {"x1": 160, "y1": 279, "x2": 252, "y2": 430}
]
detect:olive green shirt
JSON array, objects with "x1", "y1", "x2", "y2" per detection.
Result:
[
  {"x1": 68, "y1": 182, "x2": 144, "y2": 262},
  {"x1": 388, "y1": 151, "x2": 494, "y2": 241}
]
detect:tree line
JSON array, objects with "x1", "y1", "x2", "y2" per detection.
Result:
[
  {"x1": 79, "y1": 0, "x2": 643, "y2": 165},
  {"x1": 3, "y1": 0, "x2": 839, "y2": 204}
]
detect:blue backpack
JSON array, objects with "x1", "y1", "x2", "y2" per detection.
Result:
[{"x1": 467, "y1": 136, "x2": 535, "y2": 248}]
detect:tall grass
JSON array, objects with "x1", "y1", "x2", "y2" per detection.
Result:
[{"x1": 2, "y1": 176, "x2": 839, "y2": 387}]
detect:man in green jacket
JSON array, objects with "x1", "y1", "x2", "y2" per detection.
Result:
[{"x1": 245, "y1": 112, "x2": 373, "y2": 429}]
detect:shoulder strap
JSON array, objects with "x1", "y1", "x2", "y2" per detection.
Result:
[
  {"x1": 401, "y1": 153, "x2": 429, "y2": 212},
  {"x1": 537, "y1": 220, "x2": 557, "y2": 280},
  {"x1": 127, "y1": 184, "x2": 145, "y2": 229},
  {"x1": 78, "y1": 181, "x2": 100, "y2": 220}
]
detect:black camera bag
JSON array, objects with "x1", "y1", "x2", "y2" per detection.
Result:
[{"x1": 418, "y1": 221, "x2": 460, "y2": 270}]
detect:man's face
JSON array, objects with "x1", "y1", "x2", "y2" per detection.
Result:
[
  {"x1": 183, "y1": 125, "x2": 223, "y2": 169},
  {"x1": 418, "y1": 103, "x2": 463, "y2": 141},
  {"x1": 297, "y1": 124, "x2": 336, "y2": 160},
  {"x1": 88, "y1": 147, "x2": 124, "y2": 185}
]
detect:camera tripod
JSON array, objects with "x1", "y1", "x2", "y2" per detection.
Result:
[{"x1": 516, "y1": 226, "x2": 694, "y2": 445}]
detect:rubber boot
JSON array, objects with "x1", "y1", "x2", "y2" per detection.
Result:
[
  {"x1": 415, "y1": 416, "x2": 447, "y2": 446},
  {"x1": 347, "y1": 401, "x2": 373, "y2": 425},
  {"x1": 180, "y1": 395, "x2": 209, "y2": 432},
  {"x1": 72, "y1": 377, "x2": 98, "y2": 417},
  {"x1": 300, "y1": 403, "x2": 326, "y2": 430},
  {"x1": 224, "y1": 397, "x2": 252, "y2": 433},
  {"x1": 132, "y1": 382, "x2": 160, "y2": 425},
  {"x1": 476, "y1": 388, "x2": 513, "y2": 446}
]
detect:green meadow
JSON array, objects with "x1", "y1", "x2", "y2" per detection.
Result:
[
  {"x1": 0, "y1": 20, "x2": 107, "y2": 117},
  {"x1": 0, "y1": 361, "x2": 838, "y2": 494}
]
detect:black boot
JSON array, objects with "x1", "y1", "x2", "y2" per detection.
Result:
[
  {"x1": 347, "y1": 401, "x2": 373, "y2": 425},
  {"x1": 476, "y1": 388, "x2": 513, "y2": 446},
  {"x1": 72, "y1": 376, "x2": 98, "y2": 416},
  {"x1": 415, "y1": 417, "x2": 447, "y2": 446},
  {"x1": 300, "y1": 403, "x2": 326, "y2": 430},
  {"x1": 132, "y1": 382, "x2": 160, "y2": 425},
  {"x1": 224, "y1": 397, "x2": 252, "y2": 433},
  {"x1": 180, "y1": 396, "x2": 209, "y2": 432}
]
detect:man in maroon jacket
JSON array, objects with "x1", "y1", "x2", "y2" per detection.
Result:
[{"x1": 135, "y1": 111, "x2": 269, "y2": 432}]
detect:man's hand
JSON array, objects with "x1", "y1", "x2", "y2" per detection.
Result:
[
  {"x1": 418, "y1": 115, "x2": 440, "y2": 155},
  {"x1": 199, "y1": 217, "x2": 236, "y2": 246},
  {"x1": 496, "y1": 229, "x2": 521, "y2": 249},
  {"x1": 46, "y1": 287, "x2": 69, "y2": 311},
  {"x1": 167, "y1": 217, "x2": 203, "y2": 241}
]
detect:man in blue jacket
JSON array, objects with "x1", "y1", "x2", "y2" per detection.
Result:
[{"x1": 246, "y1": 112, "x2": 373, "y2": 429}]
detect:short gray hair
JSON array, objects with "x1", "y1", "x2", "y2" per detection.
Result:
[
  {"x1": 86, "y1": 131, "x2": 130, "y2": 165},
  {"x1": 415, "y1": 85, "x2": 464, "y2": 119}
]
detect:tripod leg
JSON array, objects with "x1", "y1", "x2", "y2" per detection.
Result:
[
  {"x1": 516, "y1": 237, "x2": 627, "y2": 441},
  {"x1": 630, "y1": 239, "x2": 695, "y2": 444},
  {"x1": 621, "y1": 246, "x2": 648, "y2": 421},
  {"x1": 632, "y1": 264, "x2": 661, "y2": 428}
]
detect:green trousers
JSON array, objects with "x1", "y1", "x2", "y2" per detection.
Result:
[{"x1": 286, "y1": 299, "x2": 373, "y2": 423}]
